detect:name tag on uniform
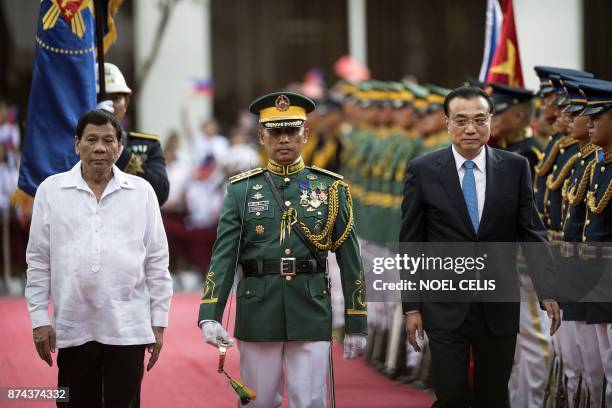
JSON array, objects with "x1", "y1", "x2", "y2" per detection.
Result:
[{"x1": 248, "y1": 201, "x2": 269, "y2": 212}]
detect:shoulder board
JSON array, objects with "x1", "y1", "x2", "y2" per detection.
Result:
[
  {"x1": 229, "y1": 168, "x2": 265, "y2": 184},
  {"x1": 310, "y1": 165, "x2": 344, "y2": 180},
  {"x1": 128, "y1": 131, "x2": 160, "y2": 141},
  {"x1": 560, "y1": 137, "x2": 579, "y2": 148}
]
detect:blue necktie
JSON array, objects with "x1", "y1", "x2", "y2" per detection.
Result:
[{"x1": 462, "y1": 160, "x2": 479, "y2": 233}]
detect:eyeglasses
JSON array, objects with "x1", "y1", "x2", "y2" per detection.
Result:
[{"x1": 450, "y1": 116, "x2": 491, "y2": 129}]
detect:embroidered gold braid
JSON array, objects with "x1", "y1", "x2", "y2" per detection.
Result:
[
  {"x1": 542, "y1": 187, "x2": 550, "y2": 219},
  {"x1": 586, "y1": 180, "x2": 612, "y2": 215},
  {"x1": 296, "y1": 180, "x2": 354, "y2": 252},
  {"x1": 546, "y1": 153, "x2": 579, "y2": 191},
  {"x1": 567, "y1": 160, "x2": 596, "y2": 207},
  {"x1": 535, "y1": 140, "x2": 561, "y2": 177},
  {"x1": 561, "y1": 178, "x2": 570, "y2": 202}
]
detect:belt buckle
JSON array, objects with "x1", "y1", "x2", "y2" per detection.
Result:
[{"x1": 280, "y1": 257, "x2": 296, "y2": 276}]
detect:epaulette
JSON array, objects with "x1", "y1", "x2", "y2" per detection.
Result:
[
  {"x1": 560, "y1": 137, "x2": 579, "y2": 148},
  {"x1": 128, "y1": 131, "x2": 160, "y2": 141},
  {"x1": 310, "y1": 165, "x2": 344, "y2": 179},
  {"x1": 229, "y1": 168, "x2": 265, "y2": 184}
]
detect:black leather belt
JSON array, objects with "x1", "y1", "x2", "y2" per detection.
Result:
[
  {"x1": 560, "y1": 242, "x2": 612, "y2": 260},
  {"x1": 242, "y1": 258, "x2": 325, "y2": 277}
]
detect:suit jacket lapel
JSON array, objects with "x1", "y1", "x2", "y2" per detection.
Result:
[
  {"x1": 438, "y1": 146, "x2": 475, "y2": 236},
  {"x1": 477, "y1": 146, "x2": 502, "y2": 238}
]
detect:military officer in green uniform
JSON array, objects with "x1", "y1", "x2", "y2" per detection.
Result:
[
  {"x1": 419, "y1": 85, "x2": 451, "y2": 153},
  {"x1": 198, "y1": 91, "x2": 367, "y2": 408},
  {"x1": 97, "y1": 63, "x2": 169, "y2": 205}
]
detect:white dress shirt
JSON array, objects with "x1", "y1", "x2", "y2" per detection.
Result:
[
  {"x1": 452, "y1": 144, "x2": 487, "y2": 222},
  {"x1": 25, "y1": 162, "x2": 172, "y2": 348}
]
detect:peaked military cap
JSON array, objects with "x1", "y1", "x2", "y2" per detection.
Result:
[
  {"x1": 487, "y1": 83, "x2": 534, "y2": 114},
  {"x1": 549, "y1": 75, "x2": 573, "y2": 106},
  {"x1": 579, "y1": 80, "x2": 612, "y2": 116},
  {"x1": 388, "y1": 82, "x2": 415, "y2": 109},
  {"x1": 369, "y1": 80, "x2": 391, "y2": 107},
  {"x1": 249, "y1": 91, "x2": 315, "y2": 129},
  {"x1": 562, "y1": 80, "x2": 588, "y2": 114},
  {"x1": 424, "y1": 84, "x2": 451, "y2": 114},
  {"x1": 534, "y1": 66, "x2": 593, "y2": 96},
  {"x1": 405, "y1": 83, "x2": 430, "y2": 115},
  {"x1": 560, "y1": 77, "x2": 608, "y2": 114},
  {"x1": 355, "y1": 81, "x2": 374, "y2": 108}
]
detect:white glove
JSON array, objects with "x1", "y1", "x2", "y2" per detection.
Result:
[
  {"x1": 343, "y1": 333, "x2": 367, "y2": 360},
  {"x1": 200, "y1": 320, "x2": 234, "y2": 348},
  {"x1": 96, "y1": 100, "x2": 115, "y2": 113}
]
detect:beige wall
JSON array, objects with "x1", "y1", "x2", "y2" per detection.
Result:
[
  {"x1": 514, "y1": 0, "x2": 583, "y2": 90},
  {"x1": 135, "y1": 0, "x2": 212, "y2": 143}
]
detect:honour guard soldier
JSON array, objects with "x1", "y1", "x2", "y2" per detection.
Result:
[
  {"x1": 542, "y1": 73, "x2": 587, "y2": 404},
  {"x1": 533, "y1": 67, "x2": 593, "y2": 220},
  {"x1": 542, "y1": 74, "x2": 583, "y2": 245},
  {"x1": 557, "y1": 78, "x2": 605, "y2": 406},
  {"x1": 489, "y1": 83, "x2": 543, "y2": 176},
  {"x1": 97, "y1": 63, "x2": 169, "y2": 205},
  {"x1": 419, "y1": 85, "x2": 451, "y2": 154},
  {"x1": 381, "y1": 82, "x2": 423, "y2": 380},
  {"x1": 489, "y1": 83, "x2": 552, "y2": 408},
  {"x1": 198, "y1": 92, "x2": 368, "y2": 407},
  {"x1": 579, "y1": 80, "x2": 612, "y2": 407}
]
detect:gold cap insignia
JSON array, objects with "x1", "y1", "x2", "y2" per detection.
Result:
[{"x1": 275, "y1": 94, "x2": 290, "y2": 112}]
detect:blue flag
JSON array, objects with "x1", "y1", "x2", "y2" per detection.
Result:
[{"x1": 18, "y1": 0, "x2": 97, "y2": 197}]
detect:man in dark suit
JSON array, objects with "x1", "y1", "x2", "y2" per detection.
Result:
[{"x1": 400, "y1": 85, "x2": 560, "y2": 407}]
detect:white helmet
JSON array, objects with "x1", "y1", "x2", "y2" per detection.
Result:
[{"x1": 96, "y1": 62, "x2": 132, "y2": 95}]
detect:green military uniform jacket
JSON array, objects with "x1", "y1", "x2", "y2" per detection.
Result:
[{"x1": 198, "y1": 157, "x2": 367, "y2": 341}]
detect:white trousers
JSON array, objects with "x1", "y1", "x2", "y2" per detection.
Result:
[
  {"x1": 571, "y1": 321, "x2": 603, "y2": 407},
  {"x1": 509, "y1": 288, "x2": 552, "y2": 408},
  {"x1": 238, "y1": 341, "x2": 330, "y2": 408},
  {"x1": 556, "y1": 314, "x2": 585, "y2": 405},
  {"x1": 595, "y1": 323, "x2": 612, "y2": 407}
]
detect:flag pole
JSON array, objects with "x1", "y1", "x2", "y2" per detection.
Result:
[{"x1": 94, "y1": 0, "x2": 106, "y2": 100}]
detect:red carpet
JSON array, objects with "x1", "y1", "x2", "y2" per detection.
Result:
[{"x1": 0, "y1": 293, "x2": 433, "y2": 407}]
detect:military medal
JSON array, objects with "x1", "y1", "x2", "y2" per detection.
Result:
[
  {"x1": 307, "y1": 174, "x2": 317, "y2": 180},
  {"x1": 252, "y1": 184, "x2": 263, "y2": 190},
  {"x1": 255, "y1": 225, "x2": 265, "y2": 235},
  {"x1": 299, "y1": 180, "x2": 328, "y2": 212},
  {"x1": 252, "y1": 192, "x2": 264, "y2": 200}
]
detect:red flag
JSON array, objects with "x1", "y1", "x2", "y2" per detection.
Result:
[{"x1": 486, "y1": 0, "x2": 524, "y2": 86}]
